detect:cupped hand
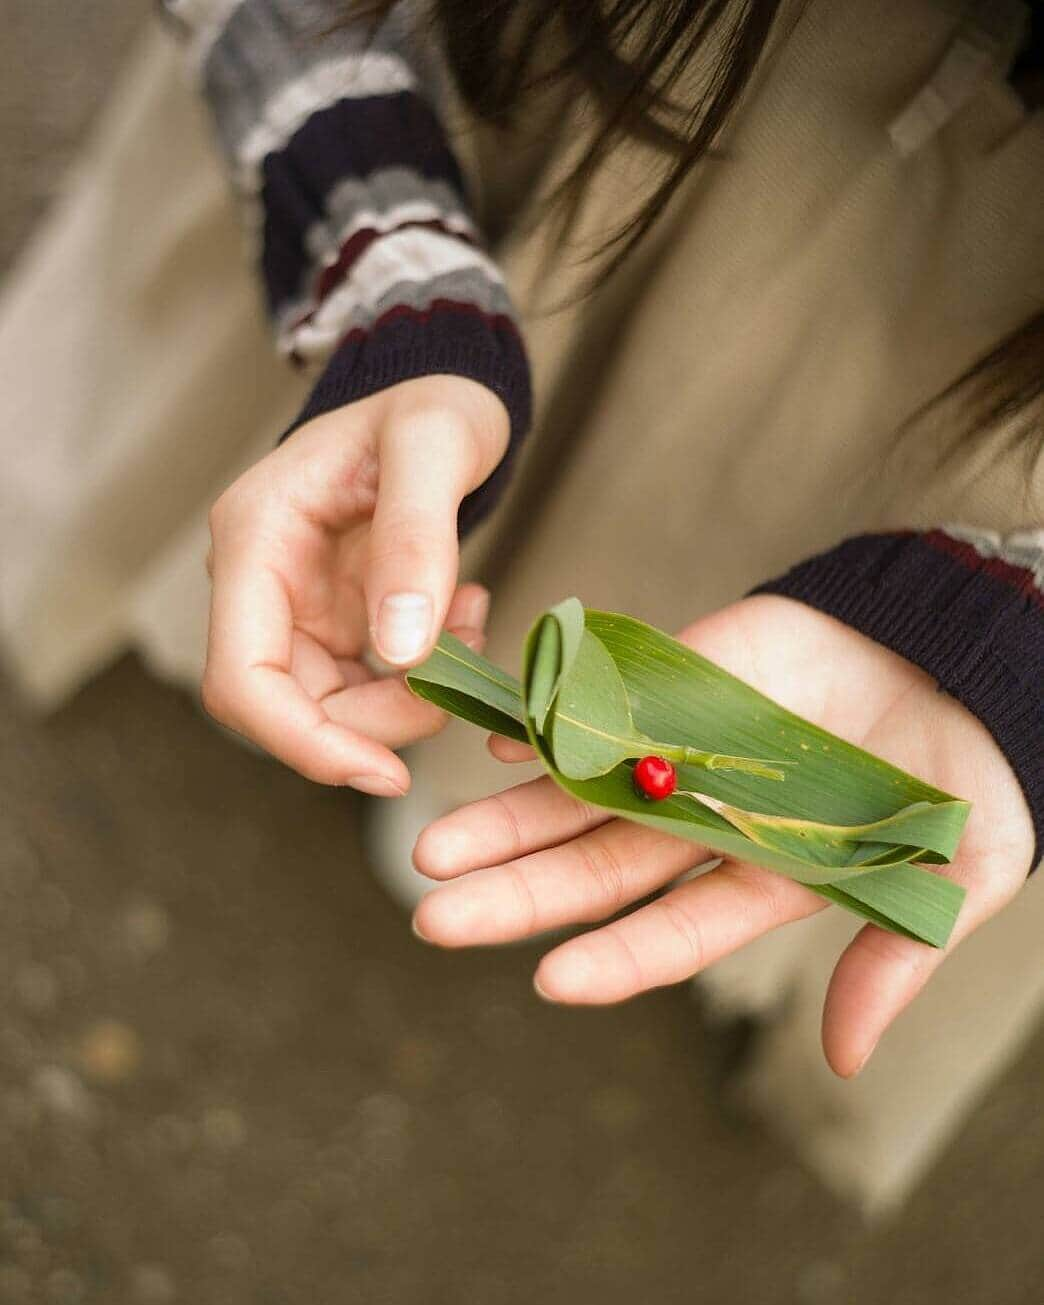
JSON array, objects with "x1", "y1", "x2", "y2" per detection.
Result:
[
  {"x1": 202, "y1": 374, "x2": 509, "y2": 795},
  {"x1": 412, "y1": 596, "x2": 1035, "y2": 1075}
]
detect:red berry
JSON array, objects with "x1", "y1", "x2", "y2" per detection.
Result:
[{"x1": 633, "y1": 755, "x2": 677, "y2": 801}]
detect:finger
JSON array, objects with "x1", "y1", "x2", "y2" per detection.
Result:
[
  {"x1": 323, "y1": 618, "x2": 488, "y2": 749},
  {"x1": 414, "y1": 820, "x2": 705, "y2": 946},
  {"x1": 535, "y1": 861, "x2": 823, "y2": 1004},
  {"x1": 488, "y1": 735, "x2": 537, "y2": 763},
  {"x1": 445, "y1": 623, "x2": 487, "y2": 654},
  {"x1": 204, "y1": 558, "x2": 409, "y2": 795},
  {"x1": 291, "y1": 586, "x2": 489, "y2": 750},
  {"x1": 413, "y1": 776, "x2": 608, "y2": 880},
  {"x1": 821, "y1": 855, "x2": 1021, "y2": 1078},
  {"x1": 445, "y1": 582, "x2": 490, "y2": 633},
  {"x1": 322, "y1": 677, "x2": 450, "y2": 749},
  {"x1": 291, "y1": 630, "x2": 373, "y2": 701},
  {"x1": 365, "y1": 412, "x2": 489, "y2": 668},
  {"x1": 331, "y1": 658, "x2": 373, "y2": 690}
]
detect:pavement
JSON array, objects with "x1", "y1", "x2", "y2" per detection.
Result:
[{"x1": 1, "y1": 5, "x2": 1042, "y2": 1303}]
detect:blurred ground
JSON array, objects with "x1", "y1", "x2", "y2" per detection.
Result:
[{"x1": 1, "y1": 4, "x2": 1043, "y2": 1304}]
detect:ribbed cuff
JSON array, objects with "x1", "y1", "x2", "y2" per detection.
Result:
[
  {"x1": 753, "y1": 531, "x2": 1044, "y2": 873},
  {"x1": 281, "y1": 302, "x2": 532, "y2": 535}
]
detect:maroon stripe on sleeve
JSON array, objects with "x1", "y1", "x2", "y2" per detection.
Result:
[
  {"x1": 337, "y1": 298, "x2": 521, "y2": 344},
  {"x1": 288, "y1": 298, "x2": 521, "y2": 365},
  {"x1": 923, "y1": 529, "x2": 1044, "y2": 610},
  {"x1": 311, "y1": 220, "x2": 478, "y2": 308}
]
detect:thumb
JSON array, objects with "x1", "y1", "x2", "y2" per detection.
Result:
[{"x1": 365, "y1": 404, "x2": 495, "y2": 667}]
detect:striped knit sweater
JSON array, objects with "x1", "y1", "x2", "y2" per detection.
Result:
[
  {"x1": 162, "y1": 0, "x2": 531, "y2": 531},
  {"x1": 164, "y1": 0, "x2": 1043, "y2": 869}
]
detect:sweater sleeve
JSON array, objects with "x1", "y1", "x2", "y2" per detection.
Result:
[
  {"x1": 159, "y1": 0, "x2": 531, "y2": 532},
  {"x1": 753, "y1": 526, "x2": 1044, "y2": 872}
]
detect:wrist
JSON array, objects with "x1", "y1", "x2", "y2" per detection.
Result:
[
  {"x1": 381, "y1": 374, "x2": 511, "y2": 458},
  {"x1": 282, "y1": 310, "x2": 531, "y2": 535}
]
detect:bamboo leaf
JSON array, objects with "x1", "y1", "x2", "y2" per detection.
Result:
[
  {"x1": 527, "y1": 613, "x2": 792, "y2": 783},
  {"x1": 546, "y1": 596, "x2": 587, "y2": 695},
  {"x1": 525, "y1": 616, "x2": 561, "y2": 735},
  {"x1": 524, "y1": 596, "x2": 593, "y2": 734},
  {"x1": 407, "y1": 601, "x2": 971, "y2": 947},
  {"x1": 543, "y1": 629, "x2": 647, "y2": 780},
  {"x1": 520, "y1": 758, "x2": 965, "y2": 945},
  {"x1": 687, "y1": 795, "x2": 965, "y2": 867},
  {"x1": 405, "y1": 633, "x2": 528, "y2": 742}
]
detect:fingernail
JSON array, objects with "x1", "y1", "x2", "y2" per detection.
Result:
[
  {"x1": 533, "y1": 976, "x2": 555, "y2": 1002},
  {"x1": 376, "y1": 592, "x2": 433, "y2": 664},
  {"x1": 411, "y1": 914, "x2": 431, "y2": 943},
  {"x1": 347, "y1": 774, "x2": 406, "y2": 798}
]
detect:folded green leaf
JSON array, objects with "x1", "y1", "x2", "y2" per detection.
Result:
[
  {"x1": 547, "y1": 627, "x2": 643, "y2": 779},
  {"x1": 406, "y1": 633, "x2": 527, "y2": 742},
  {"x1": 687, "y1": 795, "x2": 963, "y2": 867},
  {"x1": 533, "y1": 603, "x2": 789, "y2": 782},
  {"x1": 407, "y1": 600, "x2": 971, "y2": 948}
]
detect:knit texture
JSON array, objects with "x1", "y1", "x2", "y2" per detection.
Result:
[
  {"x1": 282, "y1": 301, "x2": 532, "y2": 533},
  {"x1": 183, "y1": 0, "x2": 533, "y2": 498}
]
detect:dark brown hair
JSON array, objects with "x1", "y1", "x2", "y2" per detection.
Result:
[
  {"x1": 348, "y1": 1, "x2": 1042, "y2": 455},
  {"x1": 354, "y1": 1, "x2": 784, "y2": 279}
]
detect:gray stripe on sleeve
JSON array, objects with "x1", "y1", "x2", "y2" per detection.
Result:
[
  {"x1": 203, "y1": 0, "x2": 443, "y2": 162},
  {"x1": 304, "y1": 168, "x2": 473, "y2": 262}
]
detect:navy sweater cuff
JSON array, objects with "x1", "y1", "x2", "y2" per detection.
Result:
[
  {"x1": 280, "y1": 302, "x2": 532, "y2": 535},
  {"x1": 753, "y1": 530, "x2": 1044, "y2": 873}
]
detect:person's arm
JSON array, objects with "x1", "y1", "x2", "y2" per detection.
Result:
[
  {"x1": 162, "y1": 0, "x2": 531, "y2": 530},
  {"x1": 160, "y1": 2, "x2": 532, "y2": 795}
]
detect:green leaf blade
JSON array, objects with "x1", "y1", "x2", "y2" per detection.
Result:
[
  {"x1": 546, "y1": 629, "x2": 647, "y2": 780},
  {"x1": 406, "y1": 633, "x2": 528, "y2": 743},
  {"x1": 408, "y1": 605, "x2": 971, "y2": 948}
]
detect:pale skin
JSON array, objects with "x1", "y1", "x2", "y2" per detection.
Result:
[
  {"x1": 204, "y1": 375, "x2": 1036, "y2": 1078},
  {"x1": 202, "y1": 374, "x2": 510, "y2": 795}
]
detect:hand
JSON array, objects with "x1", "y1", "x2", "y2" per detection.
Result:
[
  {"x1": 411, "y1": 596, "x2": 1035, "y2": 1075},
  {"x1": 202, "y1": 374, "x2": 509, "y2": 795}
]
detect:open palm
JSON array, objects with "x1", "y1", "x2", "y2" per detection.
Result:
[{"x1": 412, "y1": 596, "x2": 1035, "y2": 1076}]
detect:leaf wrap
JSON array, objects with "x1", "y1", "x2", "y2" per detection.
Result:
[{"x1": 407, "y1": 601, "x2": 970, "y2": 947}]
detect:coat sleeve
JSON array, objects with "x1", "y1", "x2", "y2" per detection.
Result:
[{"x1": 159, "y1": 0, "x2": 531, "y2": 531}]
